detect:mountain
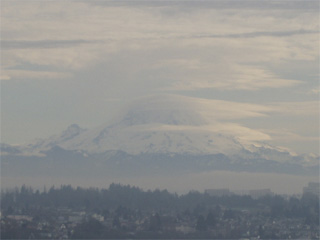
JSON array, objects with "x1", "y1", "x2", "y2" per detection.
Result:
[
  {"x1": 1, "y1": 94, "x2": 319, "y2": 181},
  {"x1": 20, "y1": 123, "x2": 87, "y2": 153}
]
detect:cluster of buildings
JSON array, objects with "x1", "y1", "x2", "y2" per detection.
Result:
[
  {"x1": 1, "y1": 201, "x2": 318, "y2": 239},
  {"x1": 205, "y1": 188, "x2": 273, "y2": 199},
  {"x1": 1, "y1": 182, "x2": 318, "y2": 239},
  {"x1": 206, "y1": 182, "x2": 320, "y2": 199}
]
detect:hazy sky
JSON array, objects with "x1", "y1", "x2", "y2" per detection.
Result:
[{"x1": 1, "y1": 0, "x2": 319, "y2": 155}]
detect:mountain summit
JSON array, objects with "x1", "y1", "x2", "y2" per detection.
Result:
[
  {"x1": 1, "y1": 95, "x2": 318, "y2": 187},
  {"x1": 8, "y1": 94, "x2": 316, "y2": 168},
  {"x1": 25, "y1": 94, "x2": 254, "y2": 155}
]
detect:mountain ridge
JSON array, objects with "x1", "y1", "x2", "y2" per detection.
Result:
[{"x1": 1, "y1": 94, "x2": 319, "y2": 172}]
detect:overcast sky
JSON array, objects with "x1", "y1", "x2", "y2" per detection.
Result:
[{"x1": 1, "y1": 0, "x2": 319, "y2": 155}]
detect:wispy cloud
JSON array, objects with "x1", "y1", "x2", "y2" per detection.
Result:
[
  {"x1": 269, "y1": 101, "x2": 319, "y2": 116},
  {"x1": 1, "y1": 39, "x2": 103, "y2": 49},
  {"x1": 1, "y1": 69, "x2": 72, "y2": 81},
  {"x1": 87, "y1": 0, "x2": 319, "y2": 11},
  {"x1": 1, "y1": 0, "x2": 318, "y2": 154},
  {"x1": 123, "y1": 94, "x2": 275, "y2": 122},
  {"x1": 156, "y1": 62, "x2": 302, "y2": 91},
  {"x1": 191, "y1": 29, "x2": 319, "y2": 39},
  {"x1": 309, "y1": 88, "x2": 320, "y2": 95},
  {"x1": 2, "y1": 0, "x2": 318, "y2": 84}
]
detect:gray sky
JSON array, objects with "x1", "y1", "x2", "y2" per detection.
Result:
[{"x1": 1, "y1": 0, "x2": 319, "y2": 155}]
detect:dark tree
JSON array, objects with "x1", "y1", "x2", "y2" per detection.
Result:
[
  {"x1": 206, "y1": 211, "x2": 216, "y2": 228},
  {"x1": 196, "y1": 215, "x2": 207, "y2": 231},
  {"x1": 149, "y1": 213, "x2": 162, "y2": 232}
]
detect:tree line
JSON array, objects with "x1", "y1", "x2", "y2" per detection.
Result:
[{"x1": 1, "y1": 183, "x2": 319, "y2": 221}]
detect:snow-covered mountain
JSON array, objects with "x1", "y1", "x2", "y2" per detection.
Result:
[
  {"x1": 4, "y1": 94, "x2": 316, "y2": 169},
  {"x1": 13, "y1": 95, "x2": 260, "y2": 154},
  {"x1": 24, "y1": 123, "x2": 87, "y2": 152},
  {"x1": 1, "y1": 94, "x2": 318, "y2": 191}
]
